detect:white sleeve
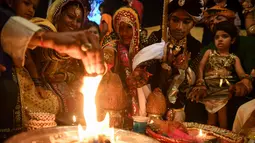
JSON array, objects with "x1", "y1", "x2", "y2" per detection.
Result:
[
  {"x1": 1, "y1": 16, "x2": 41, "y2": 67},
  {"x1": 233, "y1": 99, "x2": 255, "y2": 133}
]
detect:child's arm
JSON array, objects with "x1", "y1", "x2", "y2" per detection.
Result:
[
  {"x1": 231, "y1": 56, "x2": 253, "y2": 97},
  {"x1": 197, "y1": 49, "x2": 211, "y2": 81},
  {"x1": 234, "y1": 56, "x2": 247, "y2": 79}
]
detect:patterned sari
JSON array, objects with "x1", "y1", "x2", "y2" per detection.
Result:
[
  {"x1": 31, "y1": 0, "x2": 85, "y2": 114},
  {"x1": 102, "y1": 7, "x2": 141, "y2": 116}
]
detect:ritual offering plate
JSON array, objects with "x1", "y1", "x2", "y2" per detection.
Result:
[
  {"x1": 146, "y1": 121, "x2": 244, "y2": 143},
  {"x1": 5, "y1": 126, "x2": 159, "y2": 143}
]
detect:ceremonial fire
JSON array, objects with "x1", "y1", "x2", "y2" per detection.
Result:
[{"x1": 78, "y1": 75, "x2": 114, "y2": 142}]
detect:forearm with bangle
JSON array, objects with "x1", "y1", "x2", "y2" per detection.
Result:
[
  {"x1": 240, "y1": 74, "x2": 254, "y2": 82},
  {"x1": 29, "y1": 30, "x2": 54, "y2": 49}
]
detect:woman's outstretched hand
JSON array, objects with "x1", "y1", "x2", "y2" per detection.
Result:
[{"x1": 32, "y1": 30, "x2": 106, "y2": 75}]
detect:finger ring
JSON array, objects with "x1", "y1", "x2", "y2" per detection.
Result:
[{"x1": 81, "y1": 43, "x2": 92, "y2": 52}]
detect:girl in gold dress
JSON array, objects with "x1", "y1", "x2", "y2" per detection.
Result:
[{"x1": 189, "y1": 21, "x2": 251, "y2": 129}]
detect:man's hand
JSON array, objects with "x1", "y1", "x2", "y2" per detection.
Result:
[
  {"x1": 172, "y1": 52, "x2": 191, "y2": 70},
  {"x1": 39, "y1": 31, "x2": 106, "y2": 75},
  {"x1": 229, "y1": 79, "x2": 253, "y2": 97},
  {"x1": 188, "y1": 85, "x2": 207, "y2": 103},
  {"x1": 126, "y1": 67, "x2": 152, "y2": 88}
]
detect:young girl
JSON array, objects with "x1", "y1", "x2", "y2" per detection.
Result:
[{"x1": 191, "y1": 21, "x2": 249, "y2": 129}]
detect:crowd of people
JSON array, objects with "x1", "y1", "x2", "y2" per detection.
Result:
[{"x1": 0, "y1": 0, "x2": 255, "y2": 141}]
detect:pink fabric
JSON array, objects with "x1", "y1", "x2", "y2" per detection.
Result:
[
  {"x1": 168, "y1": 129, "x2": 202, "y2": 143},
  {"x1": 131, "y1": 0, "x2": 144, "y2": 22}
]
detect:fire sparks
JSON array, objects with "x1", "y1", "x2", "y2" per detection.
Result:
[{"x1": 78, "y1": 75, "x2": 114, "y2": 142}]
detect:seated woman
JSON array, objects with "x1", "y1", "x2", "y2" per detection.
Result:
[
  {"x1": 101, "y1": 6, "x2": 141, "y2": 119},
  {"x1": 31, "y1": 0, "x2": 86, "y2": 116}
]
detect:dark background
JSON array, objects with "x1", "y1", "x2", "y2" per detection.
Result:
[{"x1": 35, "y1": 0, "x2": 163, "y2": 28}]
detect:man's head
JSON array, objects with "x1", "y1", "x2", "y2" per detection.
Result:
[
  {"x1": 169, "y1": 9, "x2": 194, "y2": 40},
  {"x1": 167, "y1": 0, "x2": 204, "y2": 40},
  {"x1": 204, "y1": 5, "x2": 236, "y2": 31},
  {"x1": 6, "y1": 0, "x2": 39, "y2": 20}
]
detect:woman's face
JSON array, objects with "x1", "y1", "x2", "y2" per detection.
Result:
[
  {"x1": 88, "y1": 26, "x2": 100, "y2": 39},
  {"x1": 119, "y1": 22, "x2": 133, "y2": 46},
  {"x1": 13, "y1": 0, "x2": 39, "y2": 20},
  {"x1": 56, "y1": 5, "x2": 83, "y2": 32}
]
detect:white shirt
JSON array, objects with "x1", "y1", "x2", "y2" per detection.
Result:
[
  {"x1": 233, "y1": 99, "x2": 255, "y2": 133},
  {"x1": 1, "y1": 16, "x2": 41, "y2": 67}
]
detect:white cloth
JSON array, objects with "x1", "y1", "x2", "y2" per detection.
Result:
[
  {"x1": 132, "y1": 40, "x2": 165, "y2": 116},
  {"x1": 233, "y1": 99, "x2": 255, "y2": 133},
  {"x1": 1, "y1": 16, "x2": 41, "y2": 67}
]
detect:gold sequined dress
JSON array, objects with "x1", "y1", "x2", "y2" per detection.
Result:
[{"x1": 202, "y1": 50, "x2": 237, "y2": 113}]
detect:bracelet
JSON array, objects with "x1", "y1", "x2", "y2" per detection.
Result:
[
  {"x1": 195, "y1": 79, "x2": 206, "y2": 86},
  {"x1": 36, "y1": 30, "x2": 46, "y2": 47},
  {"x1": 240, "y1": 74, "x2": 253, "y2": 82}
]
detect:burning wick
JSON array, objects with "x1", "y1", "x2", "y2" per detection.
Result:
[
  {"x1": 198, "y1": 129, "x2": 206, "y2": 140},
  {"x1": 72, "y1": 115, "x2": 77, "y2": 125}
]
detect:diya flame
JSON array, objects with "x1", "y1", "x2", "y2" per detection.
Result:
[{"x1": 78, "y1": 75, "x2": 115, "y2": 142}]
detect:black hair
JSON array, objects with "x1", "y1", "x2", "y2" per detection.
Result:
[
  {"x1": 168, "y1": 0, "x2": 204, "y2": 17},
  {"x1": 84, "y1": 21, "x2": 100, "y2": 33},
  {"x1": 213, "y1": 21, "x2": 238, "y2": 40},
  {"x1": 81, "y1": 0, "x2": 91, "y2": 12},
  {"x1": 213, "y1": 21, "x2": 239, "y2": 52}
]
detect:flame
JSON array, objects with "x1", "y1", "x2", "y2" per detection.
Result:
[
  {"x1": 198, "y1": 129, "x2": 206, "y2": 139},
  {"x1": 78, "y1": 75, "x2": 114, "y2": 142}
]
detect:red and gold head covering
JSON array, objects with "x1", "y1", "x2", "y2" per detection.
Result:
[
  {"x1": 113, "y1": 6, "x2": 140, "y2": 58},
  {"x1": 47, "y1": 0, "x2": 85, "y2": 25},
  {"x1": 203, "y1": 5, "x2": 236, "y2": 21}
]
